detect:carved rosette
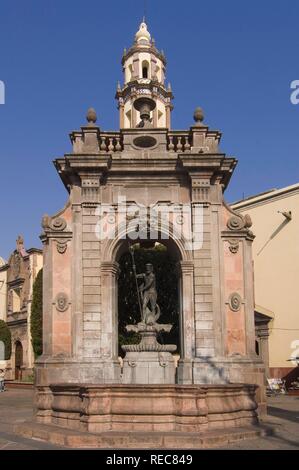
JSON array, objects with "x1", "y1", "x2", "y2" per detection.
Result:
[
  {"x1": 228, "y1": 293, "x2": 242, "y2": 312},
  {"x1": 55, "y1": 292, "x2": 69, "y2": 312},
  {"x1": 228, "y1": 239, "x2": 240, "y2": 254}
]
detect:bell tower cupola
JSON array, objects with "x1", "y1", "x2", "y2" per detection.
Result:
[{"x1": 116, "y1": 20, "x2": 174, "y2": 129}]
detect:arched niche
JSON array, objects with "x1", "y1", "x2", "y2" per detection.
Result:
[
  {"x1": 141, "y1": 60, "x2": 150, "y2": 79},
  {"x1": 100, "y1": 226, "x2": 195, "y2": 382}
]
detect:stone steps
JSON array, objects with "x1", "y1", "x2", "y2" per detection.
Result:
[{"x1": 14, "y1": 421, "x2": 269, "y2": 449}]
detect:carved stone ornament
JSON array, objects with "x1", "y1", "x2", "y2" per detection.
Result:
[
  {"x1": 175, "y1": 214, "x2": 184, "y2": 225},
  {"x1": 56, "y1": 239, "x2": 68, "y2": 254},
  {"x1": 55, "y1": 292, "x2": 69, "y2": 312},
  {"x1": 50, "y1": 217, "x2": 67, "y2": 231},
  {"x1": 228, "y1": 293, "x2": 242, "y2": 312},
  {"x1": 228, "y1": 239, "x2": 240, "y2": 254},
  {"x1": 42, "y1": 215, "x2": 67, "y2": 232},
  {"x1": 12, "y1": 253, "x2": 21, "y2": 278},
  {"x1": 227, "y1": 215, "x2": 244, "y2": 231},
  {"x1": 227, "y1": 214, "x2": 252, "y2": 231}
]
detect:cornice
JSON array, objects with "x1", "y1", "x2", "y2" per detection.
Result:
[
  {"x1": 122, "y1": 45, "x2": 166, "y2": 66},
  {"x1": 232, "y1": 184, "x2": 299, "y2": 210}
]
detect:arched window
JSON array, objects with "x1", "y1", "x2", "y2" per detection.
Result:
[{"x1": 142, "y1": 61, "x2": 150, "y2": 79}]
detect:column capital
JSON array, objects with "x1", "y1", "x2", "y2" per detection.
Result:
[
  {"x1": 100, "y1": 261, "x2": 120, "y2": 276},
  {"x1": 179, "y1": 260, "x2": 194, "y2": 274}
]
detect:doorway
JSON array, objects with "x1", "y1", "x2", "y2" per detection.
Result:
[{"x1": 15, "y1": 341, "x2": 23, "y2": 380}]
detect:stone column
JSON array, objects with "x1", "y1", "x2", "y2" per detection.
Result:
[
  {"x1": 211, "y1": 204, "x2": 225, "y2": 357},
  {"x1": 243, "y1": 238, "x2": 256, "y2": 357},
  {"x1": 150, "y1": 54, "x2": 157, "y2": 80},
  {"x1": 119, "y1": 102, "x2": 124, "y2": 129},
  {"x1": 100, "y1": 261, "x2": 120, "y2": 360},
  {"x1": 177, "y1": 260, "x2": 195, "y2": 384},
  {"x1": 256, "y1": 325, "x2": 270, "y2": 377},
  {"x1": 153, "y1": 105, "x2": 158, "y2": 127},
  {"x1": 133, "y1": 55, "x2": 139, "y2": 79},
  {"x1": 71, "y1": 202, "x2": 83, "y2": 358},
  {"x1": 190, "y1": 125, "x2": 208, "y2": 152},
  {"x1": 166, "y1": 104, "x2": 171, "y2": 129},
  {"x1": 40, "y1": 238, "x2": 53, "y2": 356}
]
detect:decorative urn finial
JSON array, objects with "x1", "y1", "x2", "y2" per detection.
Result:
[
  {"x1": 86, "y1": 107, "x2": 97, "y2": 126},
  {"x1": 193, "y1": 107, "x2": 204, "y2": 126}
]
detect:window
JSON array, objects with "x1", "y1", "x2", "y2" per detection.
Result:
[
  {"x1": 255, "y1": 340, "x2": 260, "y2": 356},
  {"x1": 142, "y1": 67, "x2": 148, "y2": 78},
  {"x1": 141, "y1": 61, "x2": 150, "y2": 79}
]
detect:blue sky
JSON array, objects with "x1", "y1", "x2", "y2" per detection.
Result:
[{"x1": 0, "y1": 0, "x2": 298, "y2": 258}]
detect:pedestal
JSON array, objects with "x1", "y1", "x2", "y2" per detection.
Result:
[
  {"x1": 122, "y1": 351, "x2": 176, "y2": 384},
  {"x1": 121, "y1": 321, "x2": 177, "y2": 385}
]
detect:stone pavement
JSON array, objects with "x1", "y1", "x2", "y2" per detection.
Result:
[
  {"x1": 0, "y1": 388, "x2": 62, "y2": 450},
  {"x1": 222, "y1": 394, "x2": 299, "y2": 450},
  {"x1": 0, "y1": 389, "x2": 298, "y2": 450}
]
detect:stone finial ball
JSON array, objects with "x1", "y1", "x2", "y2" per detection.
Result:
[
  {"x1": 193, "y1": 107, "x2": 204, "y2": 123},
  {"x1": 86, "y1": 107, "x2": 97, "y2": 124}
]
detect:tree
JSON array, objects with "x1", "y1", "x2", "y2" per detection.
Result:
[
  {"x1": 0, "y1": 320, "x2": 12, "y2": 360},
  {"x1": 31, "y1": 268, "x2": 43, "y2": 357},
  {"x1": 118, "y1": 246, "x2": 179, "y2": 356}
]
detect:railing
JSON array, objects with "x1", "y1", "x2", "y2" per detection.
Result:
[
  {"x1": 72, "y1": 130, "x2": 200, "y2": 153},
  {"x1": 98, "y1": 131, "x2": 193, "y2": 153},
  {"x1": 167, "y1": 131, "x2": 192, "y2": 152},
  {"x1": 99, "y1": 132, "x2": 123, "y2": 152}
]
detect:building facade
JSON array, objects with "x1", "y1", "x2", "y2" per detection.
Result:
[
  {"x1": 0, "y1": 236, "x2": 43, "y2": 380},
  {"x1": 0, "y1": 256, "x2": 7, "y2": 367},
  {"x1": 35, "y1": 21, "x2": 266, "y2": 427},
  {"x1": 0, "y1": 256, "x2": 7, "y2": 322},
  {"x1": 233, "y1": 183, "x2": 299, "y2": 385}
]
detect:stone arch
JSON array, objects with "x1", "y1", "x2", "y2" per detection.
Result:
[
  {"x1": 141, "y1": 60, "x2": 150, "y2": 79},
  {"x1": 101, "y1": 220, "x2": 193, "y2": 264},
  {"x1": 100, "y1": 223, "x2": 195, "y2": 381}
]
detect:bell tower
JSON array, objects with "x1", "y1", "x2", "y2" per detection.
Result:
[{"x1": 116, "y1": 20, "x2": 173, "y2": 129}]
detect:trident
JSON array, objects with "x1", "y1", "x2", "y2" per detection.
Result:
[{"x1": 129, "y1": 245, "x2": 143, "y2": 321}]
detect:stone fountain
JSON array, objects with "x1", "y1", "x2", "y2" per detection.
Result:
[{"x1": 122, "y1": 260, "x2": 177, "y2": 384}]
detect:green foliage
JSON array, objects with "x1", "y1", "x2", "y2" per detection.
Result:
[
  {"x1": 21, "y1": 372, "x2": 35, "y2": 383},
  {"x1": 0, "y1": 320, "x2": 12, "y2": 360},
  {"x1": 118, "y1": 246, "x2": 179, "y2": 356},
  {"x1": 30, "y1": 268, "x2": 43, "y2": 357}
]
